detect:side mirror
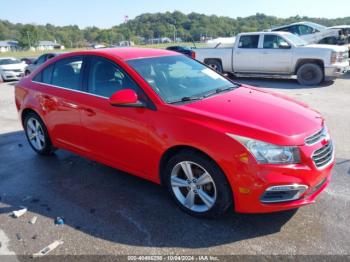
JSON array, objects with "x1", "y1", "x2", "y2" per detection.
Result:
[
  {"x1": 109, "y1": 89, "x2": 144, "y2": 107},
  {"x1": 279, "y1": 42, "x2": 291, "y2": 49}
]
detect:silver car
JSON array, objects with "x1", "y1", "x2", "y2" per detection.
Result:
[{"x1": 0, "y1": 57, "x2": 26, "y2": 81}]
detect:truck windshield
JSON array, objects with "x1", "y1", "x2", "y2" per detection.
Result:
[
  {"x1": 284, "y1": 34, "x2": 308, "y2": 46},
  {"x1": 127, "y1": 55, "x2": 237, "y2": 104}
]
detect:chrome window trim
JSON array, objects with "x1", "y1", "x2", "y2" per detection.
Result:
[{"x1": 32, "y1": 80, "x2": 109, "y2": 100}]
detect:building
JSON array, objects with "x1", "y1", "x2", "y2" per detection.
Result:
[
  {"x1": 37, "y1": 41, "x2": 65, "y2": 51},
  {"x1": 0, "y1": 40, "x2": 19, "y2": 53}
]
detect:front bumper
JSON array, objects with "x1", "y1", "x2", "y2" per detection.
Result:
[
  {"x1": 2, "y1": 71, "x2": 24, "y2": 81},
  {"x1": 230, "y1": 139, "x2": 334, "y2": 214},
  {"x1": 325, "y1": 61, "x2": 350, "y2": 79}
]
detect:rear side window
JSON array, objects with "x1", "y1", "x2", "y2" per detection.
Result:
[
  {"x1": 51, "y1": 57, "x2": 83, "y2": 90},
  {"x1": 238, "y1": 35, "x2": 259, "y2": 48},
  {"x1": 33, "y1": 64, "x2": 54, "y2": 84}
]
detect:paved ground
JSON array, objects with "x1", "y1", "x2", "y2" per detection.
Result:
[{"x1": 0, "y1": 75, "x2": 349, "y2": 258}]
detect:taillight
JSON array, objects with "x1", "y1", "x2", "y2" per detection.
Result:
[{"x1": 191, "y1": 51, "x2": 196, "y2": 59}]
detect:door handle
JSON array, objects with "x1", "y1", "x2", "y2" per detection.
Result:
[{"x1": 82, "y1": 108, "x2": 96, "y2": 116}]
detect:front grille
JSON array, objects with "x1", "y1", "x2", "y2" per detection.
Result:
[
  {"x1": 305, "y1": 127, "x2": 327, "y2": 145},
  {"x1": 312, "y1": 142, "x2": 333, "y2": 168}
]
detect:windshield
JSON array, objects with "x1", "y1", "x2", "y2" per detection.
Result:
[
  {"x1": 0, "y1": 58, "x2": 22, "y2": 65},
  {"x1": 127, "y1": 55, "x2": 237, "y2": 104},
  {"x1": 308, "y1": 22, "x2": 327, "y2": 32},
  {"x1": 283, "y1": 34, "x2": 308, "y2": 46}
]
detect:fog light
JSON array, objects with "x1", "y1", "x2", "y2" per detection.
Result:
[{"x1": 260, "y1": 184, "x2": 308, "y2": 203}]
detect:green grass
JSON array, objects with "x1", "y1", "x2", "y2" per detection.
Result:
[{"x1": 0, "y1": 42, "x2": 206, "y2": 58}]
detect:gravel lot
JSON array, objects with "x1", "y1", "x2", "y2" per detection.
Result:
[{"x1": 0, "y1": 75, "x2": 349, "y2": 259}]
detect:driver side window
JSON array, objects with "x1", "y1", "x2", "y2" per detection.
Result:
[{"x1": 87, "y1": 57, "x2": 140, "y2": 98}]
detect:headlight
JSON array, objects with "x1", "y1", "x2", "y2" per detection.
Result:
[
  {"x1": 227, "y1": 134, "x2": 301, "y2": 164},
  {"x1": 331, "y1": 51, "x2": 348, "y2": 64}
]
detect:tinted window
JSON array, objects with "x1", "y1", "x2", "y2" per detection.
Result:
[
  {"x1": 238, "y1": 35, "x2": 259, "y2": 48},
  {"x1": 263, "y1": 35, "x2": 290, "y2": 49},
  {"x1": 298, "y1": 25, "x2": 314, "y2": 35},
  {"x1": 33, "y1": 64, "x2": 54, "y2": 84},
  {"x1": 51, "y1": 56, "x2": 83, "y2": 90},
  {"x1": 88, "y1": 57, "x2": 140, "y2": 98}
]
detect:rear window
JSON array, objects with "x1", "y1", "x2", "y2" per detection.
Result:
[{"x1": 238, "y1": 35, "x2": 259, "y2": 48}]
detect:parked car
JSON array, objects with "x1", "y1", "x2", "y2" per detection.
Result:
[
  {"x1": 0, "y1": 57, "x2": 26, "y2": 81},
  {"x1": 194, "y1": 31, "x2": 349, "y2": 85},
  {"x1": 25, "y1": 53, "x2": 58, "y2": 75},
  {"x1": 21, "y1": 57, "x2": 36, "y2": 65},
  {"x1": 15, "y1": 48, "x2": 334, "y2": 217},
  {"x1": 166, "y1": 46, "x2": 195, "y2": 58},
  {"x1": 269, "y1": 21, "x2": 341, "y2": 44}
]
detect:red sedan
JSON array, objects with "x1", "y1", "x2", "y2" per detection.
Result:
[{"x1": 15, "y1": 48, "x2": 334, "y2": 217}]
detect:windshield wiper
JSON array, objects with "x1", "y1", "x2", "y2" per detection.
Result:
[
  {"x1": 203, "y1": 85, "x2": 236, "y2": 98},
  {"x1": 169, "y1": 96, "x2": 204, "y2": 104}
]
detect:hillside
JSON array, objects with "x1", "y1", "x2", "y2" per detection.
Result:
[{"x1": 1, "y1": 11, "x2": 349, "y2": 47}]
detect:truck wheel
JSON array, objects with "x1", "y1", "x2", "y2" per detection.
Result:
[
  {"x1": 297, "y1": 63, "x2": 323, "y2": 86},
  {"x1": 206, "y1": 60, "x2": 223, "y2": 74}
]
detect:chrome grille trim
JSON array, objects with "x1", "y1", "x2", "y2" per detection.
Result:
[
  {"x1": 305, "y1": 127, "x2": 327, "y2": 146},
  {"x1": 312, "y1": 142, "x2": 334, "y2": 169}
]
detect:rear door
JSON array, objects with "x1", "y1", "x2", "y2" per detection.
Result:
[
  {"x1": 233, "y1": 34, "x2": 262, "y2": 72},
  {"x1": 260, "y1": 34, "x2": 293, "y2": 74},
  {"x1": 32, "y1": 56, "x2": 88, "y2": 151}
]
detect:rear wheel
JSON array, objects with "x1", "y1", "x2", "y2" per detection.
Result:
[
  {"x1": 164, "y1": 150, "x2": 232, "y2": 218},
  {"x1": 206, "y1": 60, "x2": 223, "y2": 74},
  {"x1": 297, "y1": 63, "x2": 323, "y2": 86},
  {"x1": 24, "y1": 112, "x2": 55, "y2": 155}
]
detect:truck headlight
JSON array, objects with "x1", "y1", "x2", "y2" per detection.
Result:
[
  {"x1": 331, "y1": 51, "x2": 347, "y2": 64},
  {"x1": 227, "y1": 134, "x2": 301, "y2": 164}
]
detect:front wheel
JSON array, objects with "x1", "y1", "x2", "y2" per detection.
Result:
[
  {"x1": 297, "y1": 63, "x2": 323, "y2": 86},
  {"x1": 24, "y1": 112, "x2": 55, "y2": 155},
  {"x1": 164, "y1": 150, "x2": 232, "y2": 218}
]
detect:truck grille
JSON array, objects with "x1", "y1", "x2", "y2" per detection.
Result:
[
  {"x1": 305, "y1": 127, "x2": 327, "y2": 145},
  {"x1": 312, "y1": 142, "x2": 333, "y2": 169}
]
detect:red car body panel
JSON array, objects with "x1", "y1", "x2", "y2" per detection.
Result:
[{"x1": 15, "y1": 48, "x2": 334, "y2": 213}]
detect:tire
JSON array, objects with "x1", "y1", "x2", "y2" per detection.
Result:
[
  {"x1": 24, "y1": 112, "x2": 55, "y2": 155},
  {"x1": 25, "y1": 70, "x2": 31, "y2": 76},
  {"x1": 297, "y1": 63, "x2": 323, "y2": 86},
  {"x1": 206, "y1": 60, "x2": 223, "y2": 74},
  {"x1": 164, "y1": 150, "x2": 232, "y2": 218}
]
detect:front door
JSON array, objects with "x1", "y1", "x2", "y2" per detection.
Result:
[{"x1": 80, "y1": 56, "x2": 154, "y2": 177}]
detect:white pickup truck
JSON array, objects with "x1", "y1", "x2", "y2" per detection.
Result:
[{"x1": 194, "y1": 31, "x2": 349, "y2": 85}]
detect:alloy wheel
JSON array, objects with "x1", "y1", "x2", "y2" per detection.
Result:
[
  {"x1": 26, "y1": 117, "x2": 45, "y2": 151},
  {"x1": 170, "y1": 161, "x2": 217, "y2": 212}
]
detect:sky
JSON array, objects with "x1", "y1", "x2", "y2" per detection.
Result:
[{"x1": 1, "y1": 0, "x2": 349, "y2": 28}]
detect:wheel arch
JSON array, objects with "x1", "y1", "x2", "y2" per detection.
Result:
[
  {"x1": 203, "y1": 58, "x2": 223, "y2": 69},
  {"x1": 294, "y1": 59, "x2": 325, "y2": 75},
  {"x1": 21, "y1": 108, "x2": 42, "y2": 127},
  {"x1": 159, "y1": 145, "x2": 224, "y2": 186}
]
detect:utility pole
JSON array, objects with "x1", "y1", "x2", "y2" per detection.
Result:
[
  {"x1": 26, "y1": 31, "x2": 31, "y2": 49},
  {"x1": 172, "y1": 25, "x2": 177, "y2": 43}
]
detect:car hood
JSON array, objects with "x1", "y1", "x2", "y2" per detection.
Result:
[
  {"x1": 304, "y1": 44, "x2": 348, "y2": 52},
  {"x1": 181, "y1": 85, "x2": 323, "y2": 145}
]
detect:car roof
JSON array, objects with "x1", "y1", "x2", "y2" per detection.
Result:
[
  {"x1": 62, "y1": 47, "x2": 179, "y2": 61},
  {"x1": 238, "y1": 31, "x2": 292, "y2": 36},
  {"x1": 0, "y1": 57, "x2": 18, "y2": 60}
]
